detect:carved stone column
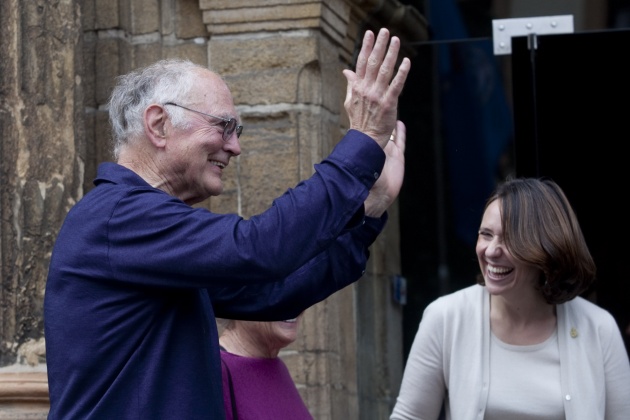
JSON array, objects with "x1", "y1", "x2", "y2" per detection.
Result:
[{"x1": 0, "y1": 0, "x2": 84, "y2": 417}]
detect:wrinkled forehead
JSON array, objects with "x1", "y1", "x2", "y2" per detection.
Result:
[{"x1": 190, "y1": 69, "x2": 236, "y2": 112}]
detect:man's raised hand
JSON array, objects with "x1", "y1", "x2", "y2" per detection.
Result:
[{"x1": 343, "y1": 28, "x2": 411, "y2": 148}]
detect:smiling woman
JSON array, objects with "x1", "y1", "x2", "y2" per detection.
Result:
[
  {"x1": 390, "y1": 177, "x2": 630, "y2": 420},
  {"x1": 218, "y1": 314, "x2": 313, "y2": 420}
]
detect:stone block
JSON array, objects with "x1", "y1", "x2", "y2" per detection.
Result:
[
  {"x1": 287, "y1": 349, "x2": 358, "y2": 419},
  {"x1": 131, "y1": 43, "x2": 164, "y2": 69},
  {"x1": 206, "y1": 161, "x2": 240, "y2": 214},
  {"x1": 211, "y1": 33, "x2": 346, "y2": 112},
  {"x1": 202, "y1": 3, "x2": 322, "y2": 28},
  {"x1": 120, "y1": 0, "x2": 160, "y2": 34},
  {"x1": 94, "y1": 38, "x2": 122, "y2": 104},
  {"x1": 95, "y1": 110, "x2": 114, "y2": 164},
  {"x1": 0, "y1": 372, "x2": 49, "y2": 419},
  {"x1": 80, "y1": 0, "x2": 95, "y2": 31},
  {"x1": 199, "y1": 0, "x2": 316, "y2": 10},
  {"x1": 175, "y1": 0, "x2": 209, "y2": 39},
  {"x1": 206, "y1": 192, "x2": 237, "y2": 215},
  {"x1": 235, "y1": 112, "x2": 300, "y2": 217},
  {"x1": 210, "y1": 35, "x2": 318, "y2": 75},
  {"x1": 199, "y1": 0, "x2": 350, "y2": 46},
  {"x1": 94, "y1": 0, "x2": 119, "y2": 30},
  {"x1": 82, "y1": 31, "x2": 97, "y2": 108},
  {"x1": 83, "y1": 111, "x2": 97, "y2": 193},
  {"x1": 228, "y1": 70, "x2": 300, "y2": 107},
  {"x1": 331, "y1": 382, "x2": 358, "y2": 420},
  {"x1": 207, "y1": 18, "x2": 322, "y2": 35},
  {"x1": 162, "y1": 43, "x2": 208, "y2": 66},
  {"x1": 321, "y1": 40, "x2": 347, "y2": 112}
]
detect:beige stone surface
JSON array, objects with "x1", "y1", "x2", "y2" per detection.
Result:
[
  {"x1": 121, "y1": 0, "x2": 160, "y2": 34},
  {"x1": 210, "y1": 33, "x2": 320, "y2": 73},
  {"x1": 211, "y1": 36, "x2": 323, "y2": 106},
  {"x1": 205, "y1": 163, "x2": 239, "y2": 214},
  {"x1": 80, "y1": 0, "x2": 96, "y2": 30},
  {"x1": 0, "y1": 372, "x2": 49, "y2": 419},
  {"x1": 201, "y1": 0, "x2": 352, "y2": 55},
  {"x1": 94, "y1": 38, "x2": 122, "y2": 104},
  {"x1": 174, "y1": 0, "x2": 210, "y2": 39},
  {"x1": 162, "y1": 43, "x2": 208, "y2": 65},
  {"x1": 204, "y1": 3, "x2": 322, "y2": 25},
  {"x1": 131, "y1": 43, "x2": 166, "y2": 69},
  {"x1": 82, "y1": 31, "x2": 98, "y2": 108},
  {"x1": 0, "y1": 0, "x2": 84, "y2": 376},
  {"x1": 94, "y1": 0, "x2": 119, "y2": 30}
]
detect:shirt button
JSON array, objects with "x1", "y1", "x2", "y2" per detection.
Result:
[
  {"x1": 565, "y1": 394, "x2": 571, "y2": 401},
  {"x1": 373, "y1": 172, "x2": 379, "y2": 179}
]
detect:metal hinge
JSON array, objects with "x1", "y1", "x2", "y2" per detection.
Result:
[{"x1": 492, "y1": 15, "x2": 574, "y2": 55}]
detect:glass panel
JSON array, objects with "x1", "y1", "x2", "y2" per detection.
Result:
[{"x1": 512, "y1": 29, "x2": 630, "y2": 357}]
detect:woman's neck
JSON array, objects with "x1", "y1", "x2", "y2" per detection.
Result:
[
  {"x1": 219, "y1": 329, "x2": 280, "y2": 359},
  {"x1": 490, "y1": 293, "x2": 557, "y2": 345}
]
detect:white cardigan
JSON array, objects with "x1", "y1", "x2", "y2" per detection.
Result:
[{"x1": 390, "y1": 285, "x2": 630, "y2": 420}]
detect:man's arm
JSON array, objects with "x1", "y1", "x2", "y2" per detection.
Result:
[{"x1": 210, "y1": 215, "x2": 387, "y2": 320}]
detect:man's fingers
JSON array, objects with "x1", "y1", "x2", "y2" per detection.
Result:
[
  {"x1": 386, "y1": 121, "x2": 407, "y2": 155},
  {"x1": 343, "y1": 27, "x2": 411, "y2": 144},
  {"x1": 377, "y1": 36, "x2": 401, "y2": 85},
  {"x1": 352, "y1": 29, "x2": 409, "y2": 92},
  {"x1": 395, "y1": 121, "x2": 406, "y2": 155},
  {"x1": 364, "y1": 28, "x2": 391, "y2": 82},
  {"x1": 384, "y1": 57, "x2": 411, "y2": 103},
  {"x1": 342, "y1": 68, "x2": 357, "y2": 101},
  {"x1": 354, "y1": 30, "x2": 375, "y2": 79}
]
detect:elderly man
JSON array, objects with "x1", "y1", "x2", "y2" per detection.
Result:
[{"x1": 44, "y1": 28, "x2": 410, "y2": 419}]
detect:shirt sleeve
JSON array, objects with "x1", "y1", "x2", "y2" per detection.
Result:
[
  {"x1": 210, "y1": 214, "x2": 387, "y2": 320},
  {"x1": 390, "y1": 300, "x2": 447, "y2": 420},
  {"x1": 104, "y1": 129, "x2": 386, "y2": 289},
  {"x1": 602, "y1": 312, "x2": 630, "y2": 420}
]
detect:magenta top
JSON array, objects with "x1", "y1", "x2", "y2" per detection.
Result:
[{"x1": 220, "y1": 350, "x2": 314, "y2": 420}]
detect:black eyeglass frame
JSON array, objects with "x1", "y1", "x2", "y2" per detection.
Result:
[{"x1": 164, "y1": 102, "x2": 243, "y2": 141}]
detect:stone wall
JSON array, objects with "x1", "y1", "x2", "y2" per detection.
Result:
[
  {"x1": 0, "y1": 0, "x2": 84, "y2": 418},
  {"x1": 0, "y1": 0, "x2": 427, "y2": 418}
]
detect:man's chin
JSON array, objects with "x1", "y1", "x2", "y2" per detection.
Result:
[{"x1": 206, "y1": 183, "x2": 223, "y2": 198}]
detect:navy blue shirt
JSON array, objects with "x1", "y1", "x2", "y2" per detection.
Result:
[{"x1": 44, "y1": 130, "x2": 388, "y2": 419}]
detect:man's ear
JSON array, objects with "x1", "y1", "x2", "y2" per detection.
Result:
[{"x1": 144, "y1": 104, "x2": 168, "y2": 148}]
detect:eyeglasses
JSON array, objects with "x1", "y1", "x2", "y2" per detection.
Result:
[{"x1": 164, "y1": 102, "x2": 243, "y2": 142}]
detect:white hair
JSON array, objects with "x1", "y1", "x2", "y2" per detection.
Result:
[{"x1": 107, "y1": 59, "x2": 211, "y2": 159}]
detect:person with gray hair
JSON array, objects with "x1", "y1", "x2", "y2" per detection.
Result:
[
  {"x1": 44, "y1": 27, "x2": 410, "y2": 419},
  {"x1": 218, "y1": 313, "x2": 311, "y2": 419}
]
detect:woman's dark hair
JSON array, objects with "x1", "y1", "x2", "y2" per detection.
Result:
[{"x1": 476, "y1": 177, "x2": 596, "y2": 304}]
